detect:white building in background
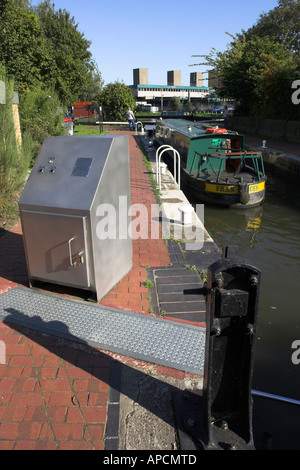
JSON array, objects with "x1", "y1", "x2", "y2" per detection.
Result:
[{"x1": 130, "y1": 68, "x2": 214, "y2": 110}]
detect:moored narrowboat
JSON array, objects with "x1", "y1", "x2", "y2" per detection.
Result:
[{"x1": 154, "y1": 118, "x2": 267, "y2": 208}]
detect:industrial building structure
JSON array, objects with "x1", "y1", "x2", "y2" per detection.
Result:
[
  {"x1": 130, "y1": 68, "x2": 216, "y2": 110},
  {"x1": 71, "y1": 69, "x2": 223, "y2": 118}
]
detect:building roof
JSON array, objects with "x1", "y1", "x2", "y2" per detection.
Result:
[
  {"x1": 130, "y1": 84, "x2": 212, "y2": 91},
  {"x1": 73, "y1": 101, "x2": 93, "y2": 106}
]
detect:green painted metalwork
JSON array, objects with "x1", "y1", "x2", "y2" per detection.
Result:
[{"x1": 155, "y1": 119, "x2": 265, "y2": 183}]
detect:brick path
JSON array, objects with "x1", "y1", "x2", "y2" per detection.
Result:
[
  {"x1": 0, "y1": 132, "x2": 180, "y2": 450},
  {"x1": 100, "y1": 132, "x2": 170, "y2": 312}
]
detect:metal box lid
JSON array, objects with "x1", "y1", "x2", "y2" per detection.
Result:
[{"x1": 19, "y1": 135, "x2": 128, "y2": 212}]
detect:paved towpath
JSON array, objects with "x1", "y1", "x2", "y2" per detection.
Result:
[{"x1": 0, "y1": 131, "x2": 204, "y2": 450}]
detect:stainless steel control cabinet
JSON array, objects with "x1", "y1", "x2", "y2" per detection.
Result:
[{"x1": 19, "y1": 135, "x2": 132, "y2": 301}]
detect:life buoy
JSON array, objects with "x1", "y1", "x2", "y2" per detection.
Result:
[{"x1": 206, "y1": 128, "x2": 227, "y2": 134}]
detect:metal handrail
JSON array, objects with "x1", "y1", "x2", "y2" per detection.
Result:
[
  {"x1": 191, "y1": 149, "x2": 265, "y2": 182},
  {"x1": 155, "y1": 145, "x2": 172, "y2": 183},
  {"x1": 156, "y1": 145, "x2": 181, "y2": 190},
  {"x1": 158, "y1": 148, "x2": 180, "y2": 191},
  {"x1": 252, "y1": 389, "x2": 300, "y2": 407},
  {"x1": 135, "y1": 121, "x2": 144, "y2": 134}
]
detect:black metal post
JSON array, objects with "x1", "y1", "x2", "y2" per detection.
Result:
[
  {"x1": 174, "y1": 245, "x2": 261, "y2": 450},
  {"x1": 202, "y1": 245, "x2": 260, "y2": 449}
]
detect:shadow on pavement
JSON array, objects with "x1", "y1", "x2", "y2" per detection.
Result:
[{"x1": 2, "y1": 307, "x2": 201, "y2": 450}]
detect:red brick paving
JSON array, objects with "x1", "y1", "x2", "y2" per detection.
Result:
[
  {"x1": 0, "y1": 132, "x2": 197, "y2": 450},
  {"x1": 100, "y1": 132, "x2": 170, "y2": 312}
]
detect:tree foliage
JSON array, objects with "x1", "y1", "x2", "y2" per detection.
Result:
[
  {"x1": 0, "y1": 0, "x2": 104, "y2": 222},
  {"x1": 0, "y1": 1, "x2": 56, "y2": 90},
  {"x1": 33, "y1": 0, "x2": 101, "y2": 104},
  {"x1": 244, "y1": 0, "x2": 300, "y2": 53},
  {"x1": 193, "y1": 0, "x2": 300, "y2": 119},
  {"x1": 95, "y1": 82, "x2": 136, "y2": 121},
  {"x1": 0, "y1": 66, "x2": 33, "y2": 201},
  {"x1": 0, "y1": 0, "x2": 103, "y2": 105}
]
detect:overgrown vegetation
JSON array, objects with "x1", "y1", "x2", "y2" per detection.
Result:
[
  {"x1": 0, "y1": 0, "x2": 104, "y2": 230},
  {"x1": 19, "y1": 85, "x2": 64, "y2": 158},
  {"x1": 0, "y1": 0, "x2": 103, "y2": 105},
  {"x1": 192, "y1": 0, "x2": 300, "y2": 120},
  {"x1": 0, "y1": 69, "x2": 34, "y2": 230},
  {"x1": 138, "y1": 139, "x2": 162, "y2": 203}
]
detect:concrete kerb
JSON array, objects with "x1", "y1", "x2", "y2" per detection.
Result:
[
  {"x1": 138, "y1": 131, "x2": 214, "y2": 248},
  {"x1": 118, "y1": 364, "x2": 203, "y2": 451},
  {"x1": 112, "y1": 132, "x2": 208, "y2": 451},
  {"x1": 244, "y1": 137, "x2": 300, "y2": 180},
  {"x1": 261, "y1": 150, "x2": 300, "y2": 179}
]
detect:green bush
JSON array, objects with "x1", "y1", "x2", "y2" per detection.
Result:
[
  {"x1": 0, "y1": 74, "x2": 32, "y2": 200},
  {"x1": 19, "y1": 85, "x2": 64, "y2": 159},
  {"x1": 95, "y1": 82, "x2": 135, "y2": 121}
]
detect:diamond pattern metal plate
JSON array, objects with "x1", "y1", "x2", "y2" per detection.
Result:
[{"x1": 0, "y1": 286, "x2": 205, "y2": 374}]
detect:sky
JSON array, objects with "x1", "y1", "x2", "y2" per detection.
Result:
[{"x1": 31, "y1": 0, "x2": 280, "y2": 86}]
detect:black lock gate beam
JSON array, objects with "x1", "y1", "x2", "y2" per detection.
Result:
[{"x1": 174, "y1": 245, "x2": 261, "y2": 450}]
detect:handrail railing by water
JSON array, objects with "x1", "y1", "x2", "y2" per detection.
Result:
[
  {"x1": 156, "y1": 145, "x2": 180, "y2": 190},
  {"x1": 135, "y1": 121, "x2": 144, "y2": 134},
  {"x1": 156, "y1": 145, "x2": 172, "y2": 184},
  {"x1": 252, "y1": 389, "x2": 300, "y2": 406},
  {"x1": 192, "y1": 149, "x2": 265, "y2": 182}
]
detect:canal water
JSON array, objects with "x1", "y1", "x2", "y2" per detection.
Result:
[{"x1": 203, "y1": 168, "x2": 300, "y2": 449}]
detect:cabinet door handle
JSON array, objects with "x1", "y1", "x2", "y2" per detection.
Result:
[{"x1": 68, "y1": 237, "x2": 76, "y2": 266}]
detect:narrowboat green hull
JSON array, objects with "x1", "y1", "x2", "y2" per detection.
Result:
[{"x1": 154, "y1": 118, "x2": 267, "y2": 208}]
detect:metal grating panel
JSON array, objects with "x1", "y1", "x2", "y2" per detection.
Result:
[{"x1": 0, "y1": 286, "x2": 205, "y2": 374}]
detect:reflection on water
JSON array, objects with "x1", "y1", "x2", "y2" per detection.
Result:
[{"x1": 203, "y1": 172, "x2": 300, "y2": 449}]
